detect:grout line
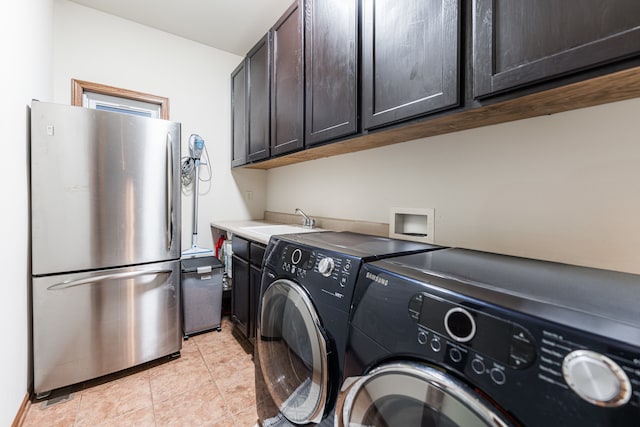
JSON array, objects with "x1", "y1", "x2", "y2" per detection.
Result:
[
  {"x1": 23, "y1": 321, "x2": 250, "y2": 427},
  {"x1": 194, "y1": 320, "x2": 245, "y2": 426},
  {"x1": 147, "y1": 367, "x2": 158, "y2": 427}
]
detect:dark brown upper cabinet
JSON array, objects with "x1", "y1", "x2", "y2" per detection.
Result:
[
  {"x1": 305, "y1": 0, "x2": 359, "y2": 146},
  {"x1": 271, "y1": 0, "x2": 304, "y2": 157},
  {"x1": 473, "y1": 0, "x2": 640, "y2": 98},
  {"x1": 362, "y1": 0, "x2": 461, "y2": 129},
  {"x1": 247, "y1": 33, "x2": 271, "y2": 162},
  {"x1": 231, "y1": 60, "x2": 247, "y2": 167}
]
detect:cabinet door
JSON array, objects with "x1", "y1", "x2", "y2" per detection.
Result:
[
  {"x1": 271, "y1": 0, "x2": 304, "y2": 156},
  {"x1": 305, "y1": 0, "x2": 358, "y2": 146},
  {"x1": 474, "y1": 0, "x2": 640, "y2": 98},
  {"x1": 231, "y1": 60, "x2": 247, "y2": 167},
  {"x1": 247, "y1": 33, "x2": 271, "y2": 162},
  {"x1": 231, "y1": 255, "x2": 250, "y2": 338},
  {"x1": 249, "y1": 264, "x2": 262, "y2": 340},
  {"x1": 249, "y1": 242, "x2": 266, "y2": 267},
  {"x1": 232, "y1": 236, "x2": 250, "y2": 260},
  {"x1": 363, "y1": 0, "x2": 460, "y2": 129}
]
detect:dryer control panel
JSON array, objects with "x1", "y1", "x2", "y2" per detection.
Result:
[{"x1": 409, "y1": 292, "x2": 537, "y2": 371}]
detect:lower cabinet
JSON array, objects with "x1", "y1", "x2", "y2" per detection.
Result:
[
  {"x1": 231, "y1": 236, "x2": 266, "y2": 342},
  {"x1": 250, "y1": 264, "x2": 262, "y2": 340},
  {"x1": 231, "y1": 254, "x2": 250, "y2": 338}
]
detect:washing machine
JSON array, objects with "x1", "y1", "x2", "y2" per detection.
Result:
[
  {"x1": 255, "y1": 231, "x2": 443, "y2": 426},
  {"x1": 337, "y1": 248, "x2": 640, "y2": 427}
]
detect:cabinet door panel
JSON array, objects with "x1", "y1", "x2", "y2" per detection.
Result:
[
  {"x1": 231, "y1": 255, "x2": 250, "y2": 338},
  {"x1": 305, "y1": 0, "x2": 358, "y2": 146},
  {"x1": 250, "y1": 242, "x2": 266, "y2": 267},
  {"x1": 231, "y1": 61, "x2": 247, "y2": 167},
  {"x1": 249, "y1": 264, "x2": 262, "y2": 340},
  {"x1": 247, "y1": 33, "x2": 271, "y2": 162},
  {"x1": 474, "y1": 0, "x2": 640, "y2": 97},
  {"x1": 232, "y1": 236, "x2": 250, "y2": 260},
  {"x1": 363, "y1": 0, "x2": 460, "y2": 129},
  {"x1": 271, "y1": 0, "x2": 304, "y2": 156}
]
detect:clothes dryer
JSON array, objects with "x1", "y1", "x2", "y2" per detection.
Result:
[
  {"x1": 338, "y1": 248, "x2": 640, "y2": 427},
  {"x1": 255, "y1": 231, "x2": 442, "y2": 426}
]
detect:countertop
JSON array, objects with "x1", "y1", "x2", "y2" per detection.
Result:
[{"x1": 211, "y1": 220, "x2": 323, "y2": 245}]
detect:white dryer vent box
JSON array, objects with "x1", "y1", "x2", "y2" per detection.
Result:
[{"x1": 389, "y1": 207, "x2": 435, "y2": 244}]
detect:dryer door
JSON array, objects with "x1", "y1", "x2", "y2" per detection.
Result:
[
  {"x1": 337, "y1": 362, "x2": 516, "y2": 427},
  {"x1": 257, "y1": 279, "x2": 329, "y2": 424}
]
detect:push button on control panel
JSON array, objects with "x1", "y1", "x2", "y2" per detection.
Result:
[
  {"x1": 417, "y1": 330, "x2": 428, "y2": 345},
  {"x1": 408, "y1": 294, "x2": 424, "y2": 322},
  {"x1": 490, "y1": 367, "x2": 507, "y2": 385},
  {"x1": 472, "y1": 357, "x2": 486, "y2": 374},
  {"x1": 449, "y1": 347, "x2": 463, "y2": 363},
  {"x1": 509, "y1": 325, "x2": 536, "y2": 369},
  {"x1": 445, "y1": 342, "x2": 468, "y2": 369},
  {"x1": 430, "y1": 336, "x2": 442, "y2": 352},
  {"x1": 340, "y1": 275, "x2": 348, "y2": 287}
]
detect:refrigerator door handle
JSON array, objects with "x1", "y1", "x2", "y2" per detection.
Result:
[
  {"x1": 166, "y1": 132, "x2": 174, "y2": 250},
  {"x1": 46, "y1": 268, "x2": 172, "y2": 290}
]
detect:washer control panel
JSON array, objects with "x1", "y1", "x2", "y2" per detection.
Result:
[
  {"x1": 409, "y1": 292, "x2": 537, "y2": 371},
  {"x1": 272, "y1": 243, "x2": 358, "y2": 312},
  {"x1": 355, "y1": 261, "x2": 640, "y2": 426},
  {"x1": 406, "y1": 291, "x2": 640, "y2": 411}
]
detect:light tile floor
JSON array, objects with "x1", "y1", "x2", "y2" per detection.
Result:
[{"x1": 23, "y1": 317, "x2": 259, "y2": 427}]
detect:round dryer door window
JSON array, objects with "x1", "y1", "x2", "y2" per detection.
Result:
[
  {"x1": 337, "y1": 362, "x2": 515, "y2": 427},
  {"x1": 257, "y1": 279, "x2": 329, "y2": 424}
]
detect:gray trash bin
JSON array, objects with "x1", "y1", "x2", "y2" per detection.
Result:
[{"x1": 181, "y1": 256, "x2": 224, "y2": 338}]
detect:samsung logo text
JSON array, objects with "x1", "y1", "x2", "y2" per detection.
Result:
[{"x1": 366, "y1": 272, "x2": 388, "y2": 286}]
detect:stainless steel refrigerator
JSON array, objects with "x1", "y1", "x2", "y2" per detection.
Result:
[{"x1": 30, "y1": 100, "x2": 182, "y2": 397}]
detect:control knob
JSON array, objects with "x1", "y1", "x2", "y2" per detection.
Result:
[
  {"x1": 562, "y1": 350, "x2": 631, "y2": 407},
  {"x1": 317, "y1": 257, "x2": 335, "y2": 277}
]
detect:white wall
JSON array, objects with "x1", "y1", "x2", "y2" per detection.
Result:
[
  {"x1": 53, "y1": 0, "x2": 267, "y2": 251},
  {"x1": 0, "y1": 0, "x2": 53, "y2": 424},
  {"x1": 267, "y1": 98, "x2": 640, "y2": 274}
]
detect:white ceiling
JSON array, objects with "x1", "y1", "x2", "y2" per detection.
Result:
[{"x1": 69, "y1": 0, "x2": 295, "y2": 56}]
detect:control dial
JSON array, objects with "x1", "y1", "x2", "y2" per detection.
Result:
[
  {"x1": 562, "y1": 350, "x2": 631, "y2": 407},
  {"x1": 317, "y1": 257, "x2": 335, "y2": 277}
]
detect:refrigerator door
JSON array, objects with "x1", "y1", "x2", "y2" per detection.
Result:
[
  {"x1": 32, "y1": 260, "x2": 181, "y2": 395},
  {"x1": 30, "y1": 101, "x2": 181, "y2": 276}
]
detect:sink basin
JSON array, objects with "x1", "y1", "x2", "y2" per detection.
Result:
[{"x1": 242, "y1": 224, "x2": 319, "y2": 237}]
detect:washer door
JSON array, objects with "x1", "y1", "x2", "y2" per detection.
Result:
[
  {"x1": 337, "y1": 362, "x2": 516, "y2": 427},
  {"x1": 257, "y1": 279, "x2": 329, "y2": 424}
]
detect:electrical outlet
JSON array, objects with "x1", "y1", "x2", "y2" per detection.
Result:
[{"x1": 246, "y1": 191, "x2": 253, "y2": 201}]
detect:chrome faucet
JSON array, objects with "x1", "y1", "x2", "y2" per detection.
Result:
[{"x1": 295, "y1": 208, "x2": 316, "y2": 229}]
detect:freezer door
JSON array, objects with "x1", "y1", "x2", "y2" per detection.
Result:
[
  {"x1": 30, "y1": 101, "x2": 181, "y2": 275},
  {"x1": 32, "y1": 260, "x2": 181, "y2": 395}
]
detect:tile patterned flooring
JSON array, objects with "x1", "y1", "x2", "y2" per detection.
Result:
[{"x1": 23, "y1": 317, "x2": 260, "y2": 427}]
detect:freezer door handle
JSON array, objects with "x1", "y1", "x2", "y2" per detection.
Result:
[
  {"x1": 166, "y1": 132, "x2": 174, "y2": 250},
  {"x1": 46, "y1": 268, "x2": 173, "y2": 290}
]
